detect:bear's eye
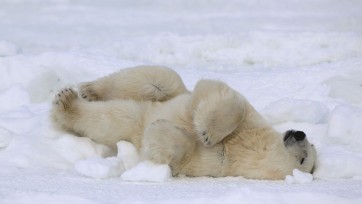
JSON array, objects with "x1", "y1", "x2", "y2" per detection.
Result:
[{"x1": 300, "y1": 158, "x2": 305, "y2": 165}]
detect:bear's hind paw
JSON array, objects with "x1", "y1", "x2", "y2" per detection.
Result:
[
  {"x1": 53, "y1": 88, "x2": 79, "y2": 110},
  {"x1": 79, "y1": 82, "x2": 100, "y2": 101}
]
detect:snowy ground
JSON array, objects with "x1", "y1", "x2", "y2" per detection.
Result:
[{"x1": 1, "y1": 0, "x2": 362, "y2": 203}]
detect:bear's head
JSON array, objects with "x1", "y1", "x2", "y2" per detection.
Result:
[{"x1": 283, "y1": 130, "x2": 317, "y2": 173}]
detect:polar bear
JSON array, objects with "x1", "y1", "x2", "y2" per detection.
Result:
[{"x1": 51, "y1": 65, "x2": 316, "y2": 180}]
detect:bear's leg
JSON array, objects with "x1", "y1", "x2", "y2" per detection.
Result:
[
  {"x1": 51, "y1": 87, "x2": 81, "y2": 132},
  {"x1": 191, "y1": 80, "x2": 246, "y2": 147},
  {"x1": 51, "y1": 88, "x2": 145, "y2": 149},
  {"x1": 80, "y1": 66, "x2": 189, "y2": 102},
  {"x1": 142, "y1": 119, "x2": 195, "y2": 165}
]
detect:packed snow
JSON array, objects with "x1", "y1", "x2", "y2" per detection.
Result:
[{"x1": 1, "y1": 0, "x2": 362, "y2": 203}]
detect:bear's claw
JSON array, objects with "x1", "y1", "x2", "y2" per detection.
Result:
[
  {"x1": 79, "y1": 82, "x2": 99, "y2": 101},
  {"x1": 198, "y1": 131, "x2": 214, "y2": 146},
  {"x1": 53, "y1": 88, "x2": 78, "y2": 110}
]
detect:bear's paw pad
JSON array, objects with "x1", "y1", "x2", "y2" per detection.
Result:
[{"x1": 53, "y1": 88, "x2": 78, "y2": 109}]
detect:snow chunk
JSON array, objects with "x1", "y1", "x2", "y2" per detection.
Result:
[
  {"x1": 117, "y1": 141, "x2": 140, "y2": 170},
  {"x1": 50, "y1": 132, "x2": 114, "y2": 167},
  {"x1": 0, "y1": 41, "x2": 21, "y2": 57},
  {"x1": 0, "y1": 85, "x2": 30, "y2": 112},
  {"x1": 285, "y1": 169, "x2": 313, "y2": 184},
  {"x1": 121, "y1": 160, "x2": 171, "y2": 182},
  {"x1": 75, "y1": 157, "x2": 125, "y2": 179},
  {"x1": 262, "y1": 98, "x2": 329, "y2": 124},
  {"x1": 326, "y1": 105, "x2": 362, "y2": 150},
  {"x1": 74, "y1": 141, "x2": 140, "y2": 179}
]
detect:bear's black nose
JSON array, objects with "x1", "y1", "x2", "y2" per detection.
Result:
[
  {"x1": 293, "y1": 131, "x2": 306, "y2": 141},
  {"x1": 284, "y1": 130, "x2": 306, "y2": 142}
]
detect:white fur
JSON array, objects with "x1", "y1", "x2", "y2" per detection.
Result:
[{"x1": 51, "y1": 66, "x2": 316, "y2": 180}]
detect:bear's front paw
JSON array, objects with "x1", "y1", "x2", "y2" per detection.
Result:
[
  {"x1": 198, "y1": 130, "x2": 214, "y2": 146},
  {"x1": 53, "y1": 88, "x2": 79, "y2": 110},
  {"x1": 79, "y1": 82, "x2": 100, "y2": 101}
]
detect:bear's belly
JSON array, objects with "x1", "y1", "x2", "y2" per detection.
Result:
[
  {"x1": 172, "y1": 143, "x2": 225, "y2": 177},
  {"x1": 145, "y1": 94, "x2": 192, "y2": 129}
]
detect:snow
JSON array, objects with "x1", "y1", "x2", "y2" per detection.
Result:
[
  {"x1": 0, "y1": 85, "x2": 30, "y2": 113},
  {"x1": 0, "y1": 41, "x2": 21, "y2": 57},
  {"x1": 325, "y1": 71, "x2": 362, "y2": 104},
  {"x1": 2, "y1": 193, "x2": 99, "y2": 204},
  {"x1": 262, "y1": 98, "x2": 329, "y2": 124},
  {"x1": 75, "y1": 157, "x2": 125, "y2": 179},
  {"x1": 313, "y1": 147, "x2": 362, "y2": 179},
  {"x1": 327, "y1": 105, "x2": 362, "y2": 149},
  {"x1": 116, "y1": 141, "x2": 140, "y2": 170},
  {"x1": 121, "y1": 161, "x2": 172, "y2": 183},
  {"x1": 1, "y1": 0, "x2": 362, "y2": 203},
  {"x1": 285, "y1": 169, "x2": 314, "y2": 184},
  {"x1": 73, "y1": 141, "x2": 170, "y2": 182},
  {"x1": 74, "y1": 141, "x2": 141, "y2": 179}
]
